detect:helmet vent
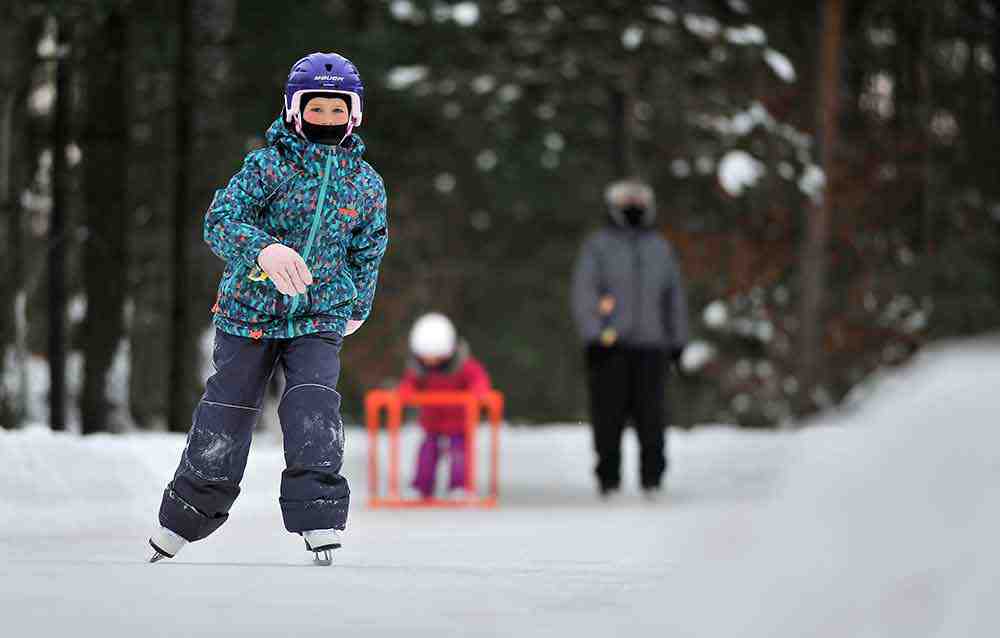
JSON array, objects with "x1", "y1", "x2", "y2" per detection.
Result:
[{"x1": 325, "y1": 63, "x2": 333, "y2": 72}]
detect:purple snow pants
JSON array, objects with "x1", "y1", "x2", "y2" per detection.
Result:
[
  {"x1": 411, "y1": 433, "x2": 467, "y2": 497},
  {"x1": 158, "y1": 328, "x2": 349, "y2": 542}
]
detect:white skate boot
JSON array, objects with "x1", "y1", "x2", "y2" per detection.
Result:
[
  {"x1": 148, "y1": 527, "x2": 187, "y2": 563},
  {"x1": 303, "y1": 528, "x2": 343, "y2": 566}
]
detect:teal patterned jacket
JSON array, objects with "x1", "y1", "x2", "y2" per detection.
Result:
[{"x1": 205, "y1": 117, "x2": 388, "y2": 339}]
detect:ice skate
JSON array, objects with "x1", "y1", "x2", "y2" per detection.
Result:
[
  {"x1": 148, "y1": 526, "x2": 187, "y2": 563},
  {"x1": 642, "y1": 486, "x2": 664, "y2": 502},
  {"x1": 303, "y1": 528, "x2": 343, "y2": 566},
  {"x1": 598, "y1": 485, "x2": 621, "y2": 502}
]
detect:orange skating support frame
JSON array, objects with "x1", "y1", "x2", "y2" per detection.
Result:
[{"x1": 365, "y1": 389, "x2": 504, "y2": 509}]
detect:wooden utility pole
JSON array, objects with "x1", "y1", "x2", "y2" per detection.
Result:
[{"x1": 797, "y1": 0, "x2": 844, "y2": 410}]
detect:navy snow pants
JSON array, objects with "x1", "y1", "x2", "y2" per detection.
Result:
[{"x1": 159, "y1": 328, "x2": 349, "y2": 542}]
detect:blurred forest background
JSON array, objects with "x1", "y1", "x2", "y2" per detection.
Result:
[{"x1": 1, "y1": 0, "x2": 998, "y2": 433}]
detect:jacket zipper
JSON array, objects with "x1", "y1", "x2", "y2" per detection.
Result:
[{"x1": 286, "y1": 148, "x2": 336, "y2": 337}]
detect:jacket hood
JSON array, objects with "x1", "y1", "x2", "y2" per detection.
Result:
[{"x1": 605, "y1": 178, "x2": 657, "y2": 228}]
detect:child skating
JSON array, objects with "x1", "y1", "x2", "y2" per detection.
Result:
[
  {"x1": 148, "y1": 52, "x2": 388, "y2": 565},
  {"x1": 398, "y1": 313, "x2": 491, "y2": 500}
]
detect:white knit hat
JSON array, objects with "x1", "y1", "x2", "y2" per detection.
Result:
[{"x1": 409, "y1": 313, "x2": 457, "y2": 358}]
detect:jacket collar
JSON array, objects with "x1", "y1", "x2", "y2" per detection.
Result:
[{"x1": 265, "y1": 117, "x2": 366, "y2": 174}]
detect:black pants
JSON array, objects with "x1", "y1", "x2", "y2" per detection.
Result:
[
  {"x1": 159, "y1": 328, "x2": 349, "y2": 542},
  {"x1": 585, "y1": 344, "x2": 668, "y2": 491}
]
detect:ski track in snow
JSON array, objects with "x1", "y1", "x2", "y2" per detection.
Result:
[{"x1": 1, "y1": 338, "x2": 998, "y2": 637}]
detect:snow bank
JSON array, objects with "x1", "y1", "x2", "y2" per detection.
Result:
[
  {"x1": 668, "y1": 338, "x2": 1000, "y2": 636},
  {"x1": 0, "y1": 426, "x2": 184, "y2": 533}
]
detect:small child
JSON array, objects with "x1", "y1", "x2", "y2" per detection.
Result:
[
  {"x1": 398, "y1": 313, "x2": 491, "y2": 499},
  {"x1": 148, "y1": 52, "x2": 388, "y2": 565}
]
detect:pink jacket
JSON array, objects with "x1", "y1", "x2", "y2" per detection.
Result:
[{"x1": 398, "y1": 341, "x2": 491, "y2": 436}]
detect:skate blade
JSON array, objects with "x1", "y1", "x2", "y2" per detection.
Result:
[
  {"x1": 313, "y1": 549, "x2": 333, "y2": 566},
  {"x1": 148, "y1": 551, "x2": 169, "y2": 564}
]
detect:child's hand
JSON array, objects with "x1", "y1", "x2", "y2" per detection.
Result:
[
  {"x1": 343, "y1": 319, "x2": 364, "y2": 336},
  {"x1": 598, "y1": 295, "x2": 616, "y2": 317},
  {"x1": 257, "y1": 243, "x2": 313, "y2": 296}
]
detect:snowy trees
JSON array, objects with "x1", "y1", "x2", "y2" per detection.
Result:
[{"x1": 0, "y1": 0, "x2": 997, "y2": 430}]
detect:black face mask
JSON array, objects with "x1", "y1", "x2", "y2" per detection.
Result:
[
  {"x1": 622, "y1": 205, "x2": 646, "y2": 227},
  {"x1": 301, "y1": 120, "x2": 349, "y2": 146},
  {"x1": 420, "y1": 354, "x2": 455, "y2": 374}
]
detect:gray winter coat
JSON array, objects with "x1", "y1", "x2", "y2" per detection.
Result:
[{"x1": 571, "y1": 223, "x2": 689, "y2": 349}]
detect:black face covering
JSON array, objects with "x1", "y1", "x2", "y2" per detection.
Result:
[
  {"x1": 300, "y1": 92, "x2": 351, "y2": 145},
  {"x1": 622, "y1": 205, "x2": 646, "y2": 227},
  {"x1": 301, "y1": 120, "x2": 349, "y2": 145},
  {"x1": 426, "y1": 354, "x2": 455, "y2": 373}
]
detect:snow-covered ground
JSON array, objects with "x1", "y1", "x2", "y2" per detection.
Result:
[{"x1": 1, "y1": 338, "x2": 998, "y2": 637}]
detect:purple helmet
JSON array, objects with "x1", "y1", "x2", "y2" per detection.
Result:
[{"x1": 284, "y1": 52, "x2": 365, "y2": 138}]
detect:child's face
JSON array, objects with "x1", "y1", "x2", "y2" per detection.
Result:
[{"x1": 303, "y1": 97, "x2": 350, "y2": 126}]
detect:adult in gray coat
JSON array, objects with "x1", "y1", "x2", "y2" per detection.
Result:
[{"x1": 571, "y1": 178, "x2": 689, "y2": 498}]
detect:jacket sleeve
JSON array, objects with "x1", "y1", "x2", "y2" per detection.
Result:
[
  {"x1": 663, "y1": 246, "x2": 690, "y2": 349},
  {"x1": 462, "y1": 358, "x2": 492, "y2": 394},
  {"x1": 571, "y1": 234, "x2": 603, "y2": 343},
  {"x1": 346, "y1": 177, "x2": 389, "y2": 321},
  {"x1": 203, "y1": 151, "x2": 280, "y2": 268}
]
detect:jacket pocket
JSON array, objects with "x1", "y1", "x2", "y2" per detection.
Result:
[
  {"x1": 303, "y1": 279, "x2": 355, "y2": 319},
  {"x1": 218, "y1": 263, "x2": 283, "y2": 321}
]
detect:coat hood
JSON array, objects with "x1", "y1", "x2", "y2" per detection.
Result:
[{"x1": 605, "y1": 178, "x2": 657, "y2": 228}]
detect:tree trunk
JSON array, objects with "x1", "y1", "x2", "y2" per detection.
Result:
[
  {"x1": 127, "y1": 4, "x2": 173, "y2": 430},
  {"x1": 189, "y1": 0, "x2": 237, "y2": 314},
  {"x1": 609, "y1": 86, "x2": 629, "y2": 178},
  {"x1": 0, "y1": 7, "x2": 39, "y2": 429},
  {"x1": 993, "y1": 0, "x2": 1000, "y2": 307},
  {"x1": 80, "y1": 8, "x2": 129, "y2": 435},
  {"x1": 797, "y1": 0, "x2": 844, "y2": 412},
  {"x1": 994, "y1": 0, "x2": 1000, "y2": 124},
  {"x1": 48, "y1": 17, "x2": 72, "y2": 431},
  {"x1": 168, "y1": 0, "x2": 236, "y2": 433},
  {"x1": 168, "y1": 0, "x2": 195, "y2": 433},
  {"x1": 0, "y1": 7, "x2": 42, "y2": 427},
  {"x1": 918, "y1": 3, "x2": 934, "y2": 256}
]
